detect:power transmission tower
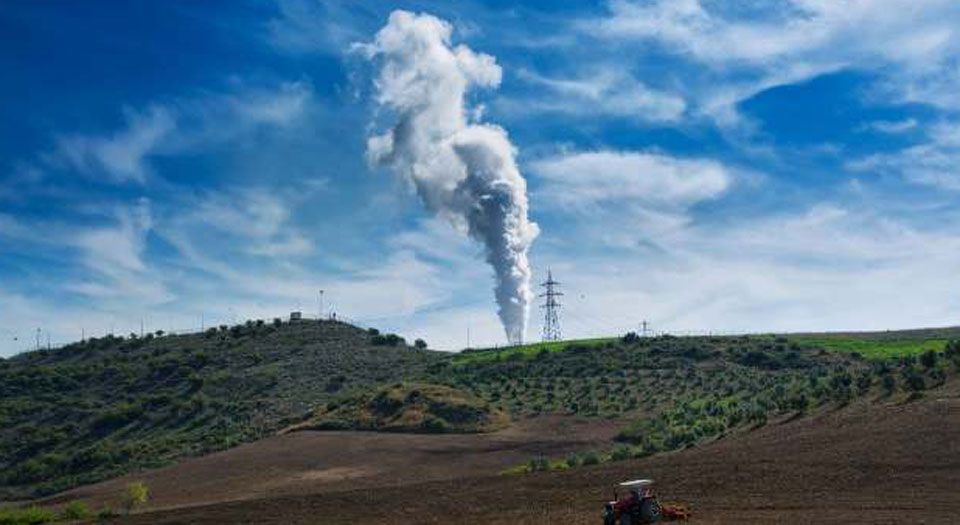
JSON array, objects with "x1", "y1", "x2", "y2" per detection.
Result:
[{"x1": 539, "y1": 269, "x2": 563, "y2": 342}]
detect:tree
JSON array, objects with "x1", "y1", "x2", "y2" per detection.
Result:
[
  {"x1": 123, "y1": 481, "x2": 149, "y2": 515},
  {"x1": 414, "y1": 338, "x2": 428, "y2": 350}
]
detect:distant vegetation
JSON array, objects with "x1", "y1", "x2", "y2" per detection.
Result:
[
  {"x1": 287, "y1": 382, "x2": 508, "y2": 434},
  {"x1": 1, "y1": 320, "x2": 958, "y2": 501}
]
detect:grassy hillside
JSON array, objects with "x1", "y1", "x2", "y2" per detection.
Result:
[
  {"x1": 0, "y1": 319, "x2": 442, "y2": 500},
  {"x1": 287, "y1": 382, "x2": 509, "y2": 434},
  {"x1": 1, "y1": 320, "x2": 958, "y2": 502}
]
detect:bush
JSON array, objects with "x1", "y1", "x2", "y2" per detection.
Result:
[
  {"x1": 59, "y1": 501, "x2": 91, "y2": 520},
  {"x1": 371, "y1": 333, "x2": 405, "y2": 347},
  {"x1": 920, "y1": 350, "x2": 938, "y2": 369},
  {"x1": 902, "y1": 368, "x2": 926, "y2": 392},
  {"x1": 414, "y1": 339, "x2": 428, "y2": 350},
  {"x1": 621, "y1": 332, "x2": 640, "y2": 344},
  {"x1": 123, "y1": 481, "x2": 149, "y2": 515},
  {"x1": 565, "y1": 453, "x2": 581, "y2": 468},
  {"x1": 0, "y1": 505, "x2": 56, "y2": 525},
  {"x1": 610, "y1": 445, "x2": 632, "y2": 461},
  {"x1": 527, "y1": 455, "x2": 550, "y2": 472},
  {"x1": 881, "y1": 374, "x2": 896, "y2": 394},
  {"x1": 581, "y1": 451, "x2": 601, "y2": 465}
]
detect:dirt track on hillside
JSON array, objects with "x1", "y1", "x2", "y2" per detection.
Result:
[{"x1": 60, "y1": 387, "x2": 960, "y2": 524}]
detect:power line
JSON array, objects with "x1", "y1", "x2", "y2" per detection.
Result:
[{"x1": 539, "y1": 269, "x2": 563, "y2": 342}]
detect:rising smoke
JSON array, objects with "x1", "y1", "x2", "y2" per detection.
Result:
[{"x1": 360, "y1": 11, "x2": 539, "y2": 345}]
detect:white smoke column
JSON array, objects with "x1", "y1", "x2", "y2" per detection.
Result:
[{"x1": 360, "y1": 10, "x2": 539, "y2": 344}]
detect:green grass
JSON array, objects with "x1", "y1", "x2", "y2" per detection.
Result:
[
  {"x1": 451, "y1": 337, "x2": 615, "y2": 365},
  {"x1": 793, "y1": 337, "x2": 948, "y2": 360}
]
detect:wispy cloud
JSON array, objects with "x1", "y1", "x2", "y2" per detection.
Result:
[
  {"x1": 55, "y1": 106, "x2": 174, "y2": 183},
  {"x1": 508, "y1": 68, "x2": 686, "y2": 122},
  {"x1": 67, "y1": 198, "x2": 172, "y2": 303},
  {"x1": 531, "y1": 150, "x2": 730, "y2": 208},
  {"x1": 49, "y1": 81, "x2": 313, "y2": 184},
  {"x1": 848, "y1": 121, "x2": 960, "y2": 190},
  {"x1": 583, "y1": 0, "x2": 960, "y2": 125}
]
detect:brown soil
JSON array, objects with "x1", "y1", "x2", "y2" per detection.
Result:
[
  {"x1": 54, "y1": 387, "x2": 960, "y2": 523},
  {"x1": 46, "y1": 415, "x2": 621, "y2": 513}
]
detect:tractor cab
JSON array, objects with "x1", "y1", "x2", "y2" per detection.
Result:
[{"x1": 603, "y1": 479, "x2": 661, "y2": 525}]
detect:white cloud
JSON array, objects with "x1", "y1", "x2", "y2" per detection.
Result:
[
  {"x1": 531, "y1": 150, "x2": 731, "y2": 208},
  {"x1": 861, "y1": 118, "x2": 919, "y2": 134},
  {"x1": 66, "y1": 198, "x2": 172, "y2": 304},
  {"x1": 510, "y1": 68, "x2": 686, "y2": 122},
  {"x1": 586, "y1": 0, "x2": 960, "y2": 124},
  {"x1": 848, "y1": 121, "x2": 960, "y2": 190},
  {"x1": 190, "y1": 189, "x2": 314, "y2": 257},
  {"x1": 267, "y1": 0, "x2": 371, "y2": 55},
  {"x1": 51, "y1": 82, "x2": 313, "y2": 184},
  {"x1": 56, "y1": 106, "x2": 174, "y2": 183},
  {"x1": 533, "y1": 201, "x2": 960, "y2": 340}
]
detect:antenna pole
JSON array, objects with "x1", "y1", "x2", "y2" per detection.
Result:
[{"x1": 538, "y1": 269, "x2": 563, "y2": 342}]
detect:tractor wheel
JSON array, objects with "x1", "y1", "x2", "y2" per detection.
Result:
[{"x1": 638, "y1": 498, "x2": 662, "y2": 523}]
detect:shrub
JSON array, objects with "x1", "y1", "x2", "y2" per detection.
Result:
[
  {"x1": 920, "y1": 350, "x2": 938, "y2": 369},
  {"x1": 902, "y1": 368, "x2": 926, "y2": 392},
  {"x1": 371, "y1": 333, "x2": 405, "y2": 346},
  {"x1": 621, "y1": 332, "x2": 640, "y2": 344},
  {"x1": 610, "y1": 445, "x2": 632, "y2": 461},
  {"x1": 565, "y1": 453, "x2": 581, "y2": 468},
  {"x1": 96, "y1": 507, "x2": 117, "y2": 520},
  {"x1": 414, "y1": 339, "x2": 428, "y2": 350},
  {"x1": 527, "y1": 455, "x2": 550, "y2": 472},
  {"x1": 123, "y1": 481, "x2": 149, "y2": 515},
  {"x1": 59, "y1": 501, "x2": 91, "y2": 520},
  {"x1": 581, "y1": 451, "x2": 601, "y2": 465},
  {"x1": 881, "y1": 374, "x2": 896, "y2": 394},
  {"x1": 0, "y1": 505, "x2": 56, "y2": 525}
]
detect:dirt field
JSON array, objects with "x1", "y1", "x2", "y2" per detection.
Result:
[
  {"x1": 50, "y1": 385, "x2": 960, "y2": 524},
  {"x1": 45, "y1": 416, "x2": 623, "y2": 513}
]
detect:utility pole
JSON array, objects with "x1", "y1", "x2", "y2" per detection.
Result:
[
  {"x1": 319, "y1": 289, "x2": 325, "y2": 321},
  {"x1": 467, "y1": 326, "x2": 471, "y2": 349},
  {"x1": 35, "y1": 328, "x2": 41, "y2": 351},
  {"x1": 539, "y1": 269, "x2": 563, "y2": 342}
]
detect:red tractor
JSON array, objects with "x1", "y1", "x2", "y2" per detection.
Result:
[{"x1": 602, "y1": 479, "x2": 690, "y2": 524}]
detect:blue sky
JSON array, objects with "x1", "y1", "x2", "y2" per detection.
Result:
[{"x1": 3, "y1": 0, "x2": 960, "y2": 356}]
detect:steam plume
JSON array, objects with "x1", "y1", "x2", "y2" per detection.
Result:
[{"x1": 361, "y1": 11, "x2": 539, "y2": 344}]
